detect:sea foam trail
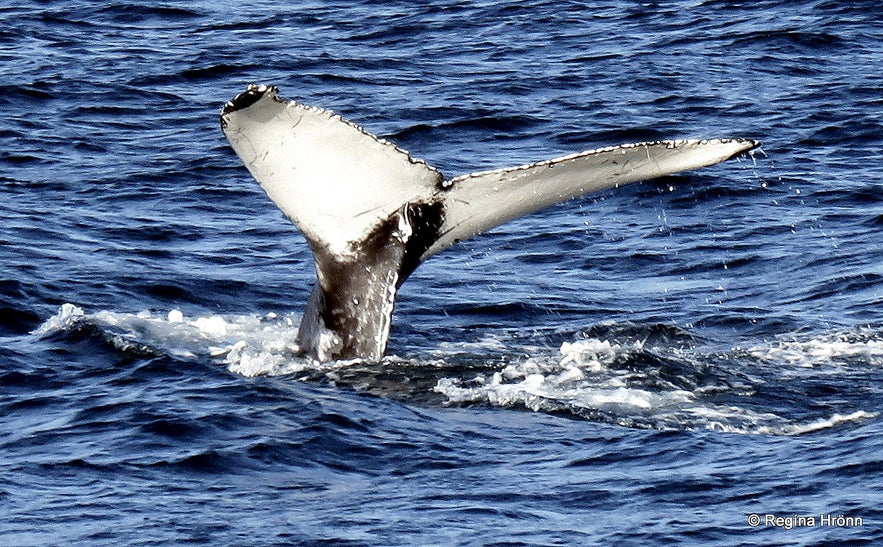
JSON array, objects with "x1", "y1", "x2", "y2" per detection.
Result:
[
  {"x1": 434, "y1": 338, "x2": 878, "y2": 435},
  {"x1": 34, "y1": 305, "x2": 879, "y2": 435}
]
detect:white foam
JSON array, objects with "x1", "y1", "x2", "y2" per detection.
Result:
[
  {"x1": 436, "y1": 338, "x2": 693, "y2": 418},
  {"x1": 749, "y1": 329, "x2": 883, "y2": 368},
  {"x1": 167, "y1": 309, "x2": 184, "y2": 323},
  {"x1": 34, "y1": 305, "x2": 879, "y2": 435},
  {"x1": 31, "y1": 303, "x2": 85, "y2": 336},
  {"x1": 34, "y1": 303, "x2": 310, "y2": 374},
  {"x1": 434, "y1": 336, "x2": 878, "y2": 435},
  {"x1": 559, "y1": 338, "x2": 624, "y2": 371},
  {"x1": 771, "y1": 411, "x2": 878, "y2": 435}
]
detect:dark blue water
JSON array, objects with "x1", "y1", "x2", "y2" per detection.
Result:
[{"x1": 2, "y1": 1, "x2": 882, "y2": 545}]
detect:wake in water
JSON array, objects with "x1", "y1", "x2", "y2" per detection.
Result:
[{"x1": 36, "y1": 304, "x2": 880, "y2": 436}]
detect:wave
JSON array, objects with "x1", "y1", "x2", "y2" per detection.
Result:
[{"x1": 34, "y1": 304, "x2": 880, "y2": 436}]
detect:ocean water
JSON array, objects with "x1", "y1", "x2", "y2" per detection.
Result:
[{"x1": 2, "y1": 1, "x2": 882, "y2": 545}]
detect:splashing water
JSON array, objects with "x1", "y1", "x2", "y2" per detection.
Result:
[{"x1": 34, "y1": 304, "x2": 879, "y2": 436}]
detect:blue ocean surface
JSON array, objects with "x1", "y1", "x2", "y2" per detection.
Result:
[{"x1": 2, "y1": 1, "x2": 882, "y2": 545}]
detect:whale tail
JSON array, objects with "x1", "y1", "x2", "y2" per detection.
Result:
[{"x1": 221, "y1": 84, "x2": 759, "y2": 361}]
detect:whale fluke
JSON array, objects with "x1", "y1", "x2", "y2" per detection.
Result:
[{"x1": 221, "y1": 84, "x2": 759, "y2": 362}]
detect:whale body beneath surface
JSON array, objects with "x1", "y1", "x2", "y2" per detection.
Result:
[{"x1": 220, "y1": 84, "x2": 759, "y2": 362}]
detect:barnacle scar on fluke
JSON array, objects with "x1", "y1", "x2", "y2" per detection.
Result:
[{"x1": 220, "y1": 84, "x2": 759, "y2": 362}]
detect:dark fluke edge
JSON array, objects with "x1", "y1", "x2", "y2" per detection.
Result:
[{"x1": 220, "y1": 84, "x2": 759, "y2": 362}]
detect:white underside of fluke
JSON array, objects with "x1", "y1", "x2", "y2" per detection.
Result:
[
  {"x1": 221, "y1": 85, "x2": 443, "y2": 258},
  {"x1": 424, "y1": 138, "x2": 758, "y2": 259}
]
